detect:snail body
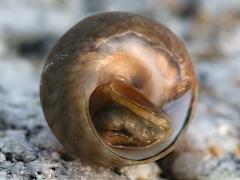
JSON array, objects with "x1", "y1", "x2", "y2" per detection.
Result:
[{"x1": 40, "y1": 12, "x2": 198, "y2": 167}]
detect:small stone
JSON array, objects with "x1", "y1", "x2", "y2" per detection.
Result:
[
  {"x1": 120, "y1": 163, "x2": 162, "y2": 180},
  {"x1": 0, "y1": 152, "x2": 6, "y2": 162}
]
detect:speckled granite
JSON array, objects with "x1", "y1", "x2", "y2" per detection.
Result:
[{"x1": 0, "y1": 0, "x2": 239, "y2": 179}]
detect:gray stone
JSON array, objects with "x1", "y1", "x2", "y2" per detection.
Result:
[{"x1": 0, "y1": 0, "x2": 240, "y2": 179}]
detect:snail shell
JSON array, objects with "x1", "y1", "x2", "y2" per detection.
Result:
[{"x1": 40, "y1": 12, "x2": 198, "y2": 167}]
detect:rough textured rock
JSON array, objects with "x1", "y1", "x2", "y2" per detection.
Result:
[{"x1": 0, "y1": 0, "x2": 240, "y2": 179}]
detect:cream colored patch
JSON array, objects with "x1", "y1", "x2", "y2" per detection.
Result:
[
  {"x1": 80, "y1": 33, "x2": 181, "y2": 106},
  {"x1": 99, "y1": 35, "x2": 180, "y2": 104}
]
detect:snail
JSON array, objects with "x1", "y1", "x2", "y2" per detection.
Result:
[{"x1": 40, "y1": 12, "x2": 198, "y2": 167}]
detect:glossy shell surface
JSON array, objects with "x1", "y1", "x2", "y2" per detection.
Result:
[{"x1": 40, "y1": 12, "x2": 198, "y2": 167}]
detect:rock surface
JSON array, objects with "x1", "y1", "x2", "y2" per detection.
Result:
[{"x1": 0, "y1": 0, "x2": 240, "y2": 179}]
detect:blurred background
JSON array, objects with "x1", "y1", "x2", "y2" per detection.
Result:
[{"x1": 0, "y1": 0, "x2": 239, "y2": 179}]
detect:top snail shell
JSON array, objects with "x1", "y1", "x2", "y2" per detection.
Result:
[{"x1": 40, "y1": 12, "x2": 198, "y2": 167}]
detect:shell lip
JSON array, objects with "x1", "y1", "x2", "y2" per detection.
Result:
[{"x1": 86, "y1": 78, "x2": 198, "y2": 163}]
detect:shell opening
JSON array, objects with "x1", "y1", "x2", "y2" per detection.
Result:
[{"x1": 89, "y1": 80, "x2": 172, "y2": 150}]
